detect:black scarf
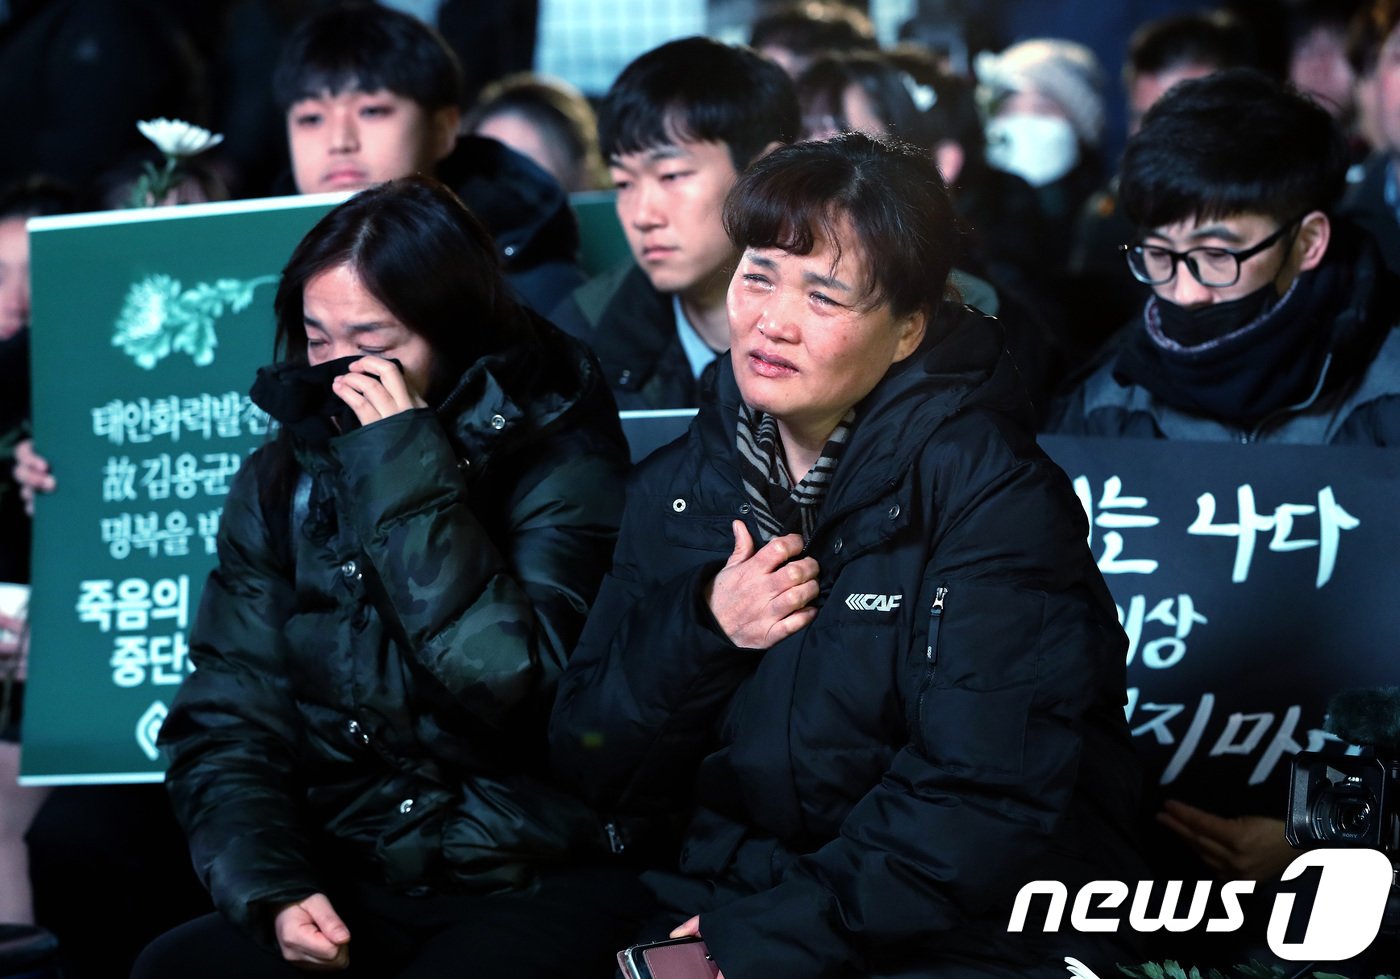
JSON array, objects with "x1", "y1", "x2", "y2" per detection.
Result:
[
  {"x1": 1115, "y1": 261, "x2": 1341, "y2": 428},
  {"x1": 736, "y1": 402, "x2": 853, "y2": 544},
  {"x1": 248, "y1": 355, "x2": 386, "y2": 447}
]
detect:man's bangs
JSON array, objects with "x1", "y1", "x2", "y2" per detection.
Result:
[
  {"x1": 602, "y1": 108, "x2": 671, "y2": 162},
  {"x1": 1128, "y1": 181, "x2": 1297, "y2": 234},
  {"x1": 602, "y1": 103, "x2": 725, "y2": 162},
  {"x1": 281, "y1": 63, "x2": 378, "y2": 106}
]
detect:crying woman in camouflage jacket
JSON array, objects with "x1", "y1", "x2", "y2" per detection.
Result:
[{"x1": 133, "y1": 177, "x2": 639, "y2": 979}]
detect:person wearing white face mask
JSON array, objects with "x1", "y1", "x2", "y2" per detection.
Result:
[
  {"x1": 976, "y1": 38, "x2": 1107, "y2": 278},
  {"x1": 985, "y1": 110, "x2": 1080, "y2": 189}
]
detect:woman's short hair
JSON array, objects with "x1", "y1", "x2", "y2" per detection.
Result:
[
  {"x1": 723, "y1": 133, "x2": 958, "y2": 320},
  {"x1": 273, "y1": 176, "x2": 527, "y2": 375}
]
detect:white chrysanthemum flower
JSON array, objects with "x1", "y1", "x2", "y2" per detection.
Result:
[
  {"x1": 1063, "y1": 957, "x2": 1103, "y2": 979},
  {"x1": 136, "y1": 118, "x2": 224, "y2": 159},
  {"x1": 112, "y1": 275, "x2": 183, "y2": 369}
]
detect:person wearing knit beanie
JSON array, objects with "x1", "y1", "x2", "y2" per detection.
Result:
[
  {"x1": 976, "y1": 38, "x2": 1107, "y2": 193},
  {"x1": 976, "y1": 38, "x2": 1107, "y2": 148},
  {"x1": 976, "y1": 38, "x2": 1109, "y2": 288}
]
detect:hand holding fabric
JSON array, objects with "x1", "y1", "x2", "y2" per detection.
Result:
[
  {"x1": 704, "y1": 521, "x2": 818, "y2": 649},
  {"x1": 331, "y1": 356, "x2": 427, "y2": 428}
]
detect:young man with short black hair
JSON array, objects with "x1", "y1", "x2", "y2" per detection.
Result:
[
  {"x1": 273, "y1": 3, "x2": 463, "y2": 197},
  {"x1": 1066, "y1": 11, "x2": 1255, "y2": 353},
  {"x1": 1055, "y1": 68, "x2": 1400, "y2": 445},
  {"x1": 550, "y1": 37, "x2": 800, "y2": 410},
  {"x1": 274, "y1": 3, "x2": 584, "y2": 314},
  {"x1": 1051, "y1": 70, "x2": 1400, "y2": 975}
]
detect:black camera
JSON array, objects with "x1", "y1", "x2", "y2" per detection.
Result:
[
  {"x1": 1286, "y1": 747, "x2": 1399, "y2": 851},
  {"x1": 1283, "y1": 692, "x2": 1400, "y2": 979},
  {"x1": 1287, "y1": 687, "x2": 1400, "y2": 853}
]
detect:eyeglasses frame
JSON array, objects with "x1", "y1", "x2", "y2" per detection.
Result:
[{"x1": 1120, "y1": 214, "x2": 1307, "y2": 288}]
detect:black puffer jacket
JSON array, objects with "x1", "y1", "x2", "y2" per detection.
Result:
[
  {"x1": 161, "y1": 318, "x2": 630, "y2": 941},
  {"x1": 443, "y1": 135, "x2": 586, "y2": 316},
  {"x1": 550, "y1": 263, "x2": 709, "y2": 411},
  {"x1": 551, "y1": 304, "x2": 1144, "y2": 977}
]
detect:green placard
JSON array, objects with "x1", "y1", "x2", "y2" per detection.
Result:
[
  {"x1": 21, "y1": 194, "x2": 342, "y2": 784},
  {"x1": 569, "y1": 190, "x2": 630, "y2": 277}
]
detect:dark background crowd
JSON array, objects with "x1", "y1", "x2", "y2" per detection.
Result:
[{"x1": 0, "y1": 0, "x2": 1374, "y2": 216}]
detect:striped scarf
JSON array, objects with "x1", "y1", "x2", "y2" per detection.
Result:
[{"x1": 736, "y1": 402, "x2": 854, "y2": 543}]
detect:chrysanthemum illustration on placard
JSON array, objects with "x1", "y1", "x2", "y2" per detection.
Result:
[{"x1": 112, "y1": 273, "x2": 277, "y2": 369}]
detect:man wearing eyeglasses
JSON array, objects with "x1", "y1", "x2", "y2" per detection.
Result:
[
  {"x1": 1048, "y1": 68, "x2": 1400, "y2": 954},
  {"x1": 1052, "y1": 68, "x2": 1400, "y2": 445}
]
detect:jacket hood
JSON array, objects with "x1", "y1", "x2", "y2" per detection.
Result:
[
  {"x1": 433, "y1": 307, "x2": 620, "y2": 465},
  {"x1": 1315, "y1": 219, "x2": 1400, "y2": 374},
  {"x1": 702, "y1": 302, "x2": 1031, "y2": 490},
  {"x1": 440, "y1": 135, "x2": 580, "y2": 272}
]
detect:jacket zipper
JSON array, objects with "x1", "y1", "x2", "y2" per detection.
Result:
[
  {"x1": 925, "y1": 586, "x2": 947, "y2": 666},
  {"x1": 915, "y1": 586, "x2": 948, "y2": 738},
  {"x1": 604, "y1": 820, "x2": 626, "y2": 855}
]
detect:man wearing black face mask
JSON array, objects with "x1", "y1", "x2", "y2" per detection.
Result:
[
  {"x1": 1051, "y1": 68, "x2": 1400, "y2": 444},
  {"x1": 1046, "y1": 69, "x2": 1400, "y2": 957}
]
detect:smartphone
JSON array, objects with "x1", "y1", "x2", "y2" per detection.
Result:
[{"x1": 616, "y1": 936, "x2": 720, "y2": 979}]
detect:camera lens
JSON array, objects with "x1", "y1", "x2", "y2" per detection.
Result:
[
  {"x1": 1332, "y1": 799, "x2": 1372, "y2": 836},
  {"x1": 1315, "y1": 789, "x2": 1376, "y2": 842}
]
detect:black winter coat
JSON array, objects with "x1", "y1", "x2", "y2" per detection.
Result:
[
  {"x1": 161, "y1": 320, "x2": 630, "y2": 941},
  {"x1": 442, "y1": 136, "x2": 587, "y2": 316},
  {"x1": 550, "y1": 263, "x2": 712, "y2": 410},
  {"x1": 551, "y1": 305, "x2": 1144, "y2": 977}
]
